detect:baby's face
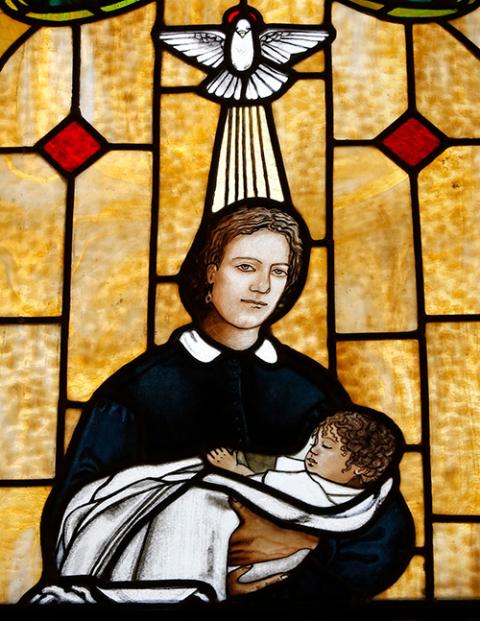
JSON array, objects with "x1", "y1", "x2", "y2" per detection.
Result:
[{"x1": 305, "y1": 427, "x2": 356, "y2": 485}]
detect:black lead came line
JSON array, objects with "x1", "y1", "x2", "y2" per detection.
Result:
[
  {"x1": 0, "y1": 316, "x2": 62, "y2": 324},
  {"x1": 56, "y1": 175, "x2": 75, "y2": 471},
  {"x1": 241, "y1": 105, "x2": 248, "y2": 199},
  {"x1": 71, "y1": 24, "x2": 81, "y2": 112},
  {"x1": 323, "y1": 0, "x2": 338, "y2": 379},
  {"x1": 256, "y1": 104, "x2": 270, "y2": 199},
  {"x1": 433, "y1": 514, "x2": 480, "y2": 523},
  {"x1": 410, "y1": 169, "x2": 435, "y2": 602},
  {"x1": 404, "y1": 22, "x2": 417, "y2": 114},
  {"x1": 54, "y1": 24, "x2": 82, "y2": 473},
  {"x1": 248, "y1": 105, "x2": 258, "y2": 197},
  {"x1": 147, "y1": 0, "x2": 164, "y2": 350},
  {"x1": 225, "y1": 107, "x2": 233, "y2": 207},
  {"x1": 404, "y1": 21, "x2": 437, "y2": 599},
  {"x1": 234, "y1": 105, "x2": 240, "y2": 203}
]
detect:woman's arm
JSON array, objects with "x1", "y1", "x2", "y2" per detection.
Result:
[
  {"x1": 40, "y1": 398, "x2": 140, "y2": 580},
  {"x1": 225, "y1": 492, "x2": 415, "y2": 606}
]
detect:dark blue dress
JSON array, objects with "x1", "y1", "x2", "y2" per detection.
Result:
[{"x1": 40, "y1": 326, "x2": 414, "y2": 606}]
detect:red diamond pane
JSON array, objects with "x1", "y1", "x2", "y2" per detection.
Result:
[
  {"x1": 43, "y1": 121, "x2": 102, "y2": 173},
  {"x1": 382, "y1": 118, "x2": 441, "y2": 167}
]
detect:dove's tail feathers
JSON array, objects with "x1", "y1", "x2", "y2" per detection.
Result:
[
  {"x1": 206, "y1": 70, "x2": 242, "y2": 100},
  {"x1": 245, "y1": 63, "x2": 288, "y2": 101}
]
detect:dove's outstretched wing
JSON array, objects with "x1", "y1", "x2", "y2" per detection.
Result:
[
  {"x1": 159, "y1": 29, "x2": 226, "y2": 68},
  {"x1": 259, "y1": 28, "x2": 330, "y2": 66}
]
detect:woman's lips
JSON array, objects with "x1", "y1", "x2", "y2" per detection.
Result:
[{"x1": 241, "y1": 299, "x2": 268, "y2": 308}]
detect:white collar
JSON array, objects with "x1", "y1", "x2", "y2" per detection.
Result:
[{"x1": 179, "y1": 329, "x2": 278, "y2": 364}]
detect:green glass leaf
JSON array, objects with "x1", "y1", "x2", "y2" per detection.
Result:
[
  {"x1": 337, "y1": 0, "x2": 479, "y2": 22},
  {"x1": 0, "y1": 0, "x2": 154, "y2": 25}
]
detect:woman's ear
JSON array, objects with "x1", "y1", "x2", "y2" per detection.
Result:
[{"x1": 207, "y1": 264, "x2": 217, "y2": 285}]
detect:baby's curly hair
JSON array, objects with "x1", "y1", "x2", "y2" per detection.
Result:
[{"x1": 318, "y1": 410, "x2": 398, "y2": 486}]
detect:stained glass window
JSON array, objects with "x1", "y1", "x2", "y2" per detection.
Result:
[{"x1": 0, "y1": 0, "x2": 479, "y2": 615}]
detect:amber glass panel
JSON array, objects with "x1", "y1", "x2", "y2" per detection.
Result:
[
  {"x1": 332, "y1": 4, "x2": 407, "y2": 139},
  {"x1": 0, "y1": 487, "x2": 50, "y2": 603},
  {"x1": 336, "y1": 340, "x2": 421, "y2": 444},
  {"x1": 419, "y1": 147, "x2": 480, "y2": 315},
  {"x1": 253, "y1": 0, "x2": 324, "y2": 23},
  {"x1": 155, "y1": 283, "x2": 191, "y2": 345},
  {"x1": 451, "y1": 9, "x2": 480, "y2": 48},
  {"x1": 0, "y1": 28, "x2": 72, "y2": 146},
  {"x1": 273, "y1": 248, "x2": 328, "y2": 367},
  {"x1": 161, "y1": 51, "x2": 206, "y2": 87},
  {"x1": 0, "y1": 154, "x2": 65, "y2": 316},
  {"x1": 427, "y1": 322, "x2": 480, "y2": 515},
  {"x1": 64, "y1": 408, "x2": 82, "y2": 453},
  {"x1": 376, "y1": 555, "x2": 425, "y2": 600},
  {"x1": 157, "y1": 94, "x2": 218, "y2": 275},
  {"x1": 164, "y1": 0, "x2": 234, "y2": 24},
  {"x1": 80, "y1": 4, "x2": 155, "y2": 143},
  {"x1": 0, "y1": 325, "x2": 59, "y2": 479},
  {"x1": 334, "y1": 147, "x2": 417, "y2": 333},
  {"x1": 0, "y1": 10, "x2": 30, "y2": 57},
  {"x1": 434, "y1": 524, "x2": 480, "y2": 598},
  {"x1": 274, "y1": 81, "x2": 326, "y2": 240},
  {"x1": 68, "y1": 152, "x2": 151, "y2": 401},
  {"x1": 400, "y1": 452, "x2": 424, "y2": 546},
  {"x1": 164, "y1": 0, "x2": 324, "y2": 24},
  {"x1": 414, "y1": 24, "x2": 480, "y2": 138},
  {"x1": 295, "y1": 51, "x2": 324, "y2": 73}
]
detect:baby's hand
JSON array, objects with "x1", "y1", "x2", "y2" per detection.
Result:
[{"x1": 207, "y1": 447, "x2": 238, "y2": 471}]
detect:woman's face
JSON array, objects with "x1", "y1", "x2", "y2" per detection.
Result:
[{"x1": 207, "y1": 229, "x2": 290, "y2": 330}]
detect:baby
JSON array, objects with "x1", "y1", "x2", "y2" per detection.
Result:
[
  {"x1": 208, "y1": 409, "x2": 397, "y2": 493},
  {"x1": 207, "y1": 409, "x2": 399, "y2": 588}
]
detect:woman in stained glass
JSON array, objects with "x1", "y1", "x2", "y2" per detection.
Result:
[{"x1": 27, "y1": 205, "x2": 414, "y2": 607}]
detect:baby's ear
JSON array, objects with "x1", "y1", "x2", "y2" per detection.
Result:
[{"x1": 354, "y1": 466, "x2": 372, "y2": 481}]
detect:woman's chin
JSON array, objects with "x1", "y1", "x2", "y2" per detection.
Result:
[{"x1": 229, "y1": 313, "x2": 271, "y2": 331}]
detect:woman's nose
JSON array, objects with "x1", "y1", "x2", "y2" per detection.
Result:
[{"x1": 249, "y1": 271, "x2": 271, "y2": 294}]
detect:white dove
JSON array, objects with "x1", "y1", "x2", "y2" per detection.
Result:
[{"x1": 158, "y1": 2, "x2": 333, "y2": 103}]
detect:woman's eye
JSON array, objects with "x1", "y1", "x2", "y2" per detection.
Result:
[
  {"x1": 236, "y1": 263, "x2": 255, "y2": 272},
  {"x1": 322, "y1": 443, "x2": 333, "y2": 450},
  {"x1": 272, "y1": 268, "x2": 288, "y2": 277}
]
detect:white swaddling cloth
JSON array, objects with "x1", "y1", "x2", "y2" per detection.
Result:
[{"x1": 56, "y1": 455, "x2": 393, "y2": 603}]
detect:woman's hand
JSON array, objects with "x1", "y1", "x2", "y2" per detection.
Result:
[
  {"x1": 227, "y1": 565, "x2": 288, "y2": 597},
  {"x1": 228, "y1": 498, "x2": 320, "y2": 565}
]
